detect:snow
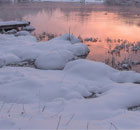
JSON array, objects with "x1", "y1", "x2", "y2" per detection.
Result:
[
  {"x1": 0, "y1": 53, "x2": 21, "y2": 65},
  {"x1": 23, "y1": 25, "x2": 35, "y2": 32},
  {"x1": 0, "y1": 33, "x2": 89, "y2": 69},
  {"x1": 15, "y1": 31, "x2": 31, "y2": 36},
  {"x1": 0, "y1": 33, "x2": 140, "y2": 129},
  {"x1": 0, "y1": 21, "x2": 30, "y2": 27},
  {"x1": 5, "y1": 29, "x2": 17, "y2": 34},
  {"x1": 35, "y1": 50, "x2": 75, "y2": 70},
  {"x1": 65, "y1": 59, "x2": 140, "y2": 83}
]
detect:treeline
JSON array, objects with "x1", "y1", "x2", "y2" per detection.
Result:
[
  {"x1": 105, "y1": 0, "x2": 140, "y2": 5},
  {"x1": 0, "y1": 0, "x2": 34, "y2": 2}
]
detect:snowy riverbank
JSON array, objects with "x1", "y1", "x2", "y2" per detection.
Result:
[
  {"x1": 0, "y1": 33, "x2": 140, "y2": 129},
  {"x1": 0, "y1": 33, "x2": 89, "y2": 69}
]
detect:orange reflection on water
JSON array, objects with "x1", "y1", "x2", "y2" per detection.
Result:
[
  {"x1": 24, "y1": 8, "x2": 140, "y2": 43},
  {"x1": 1, "y1": 2, "x2": 139, "y2": 71},
  {"x1": 23, "y1": 8, "x2": 140, "y2": 59}
]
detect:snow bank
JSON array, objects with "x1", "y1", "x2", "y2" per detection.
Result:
[
  {"x1": 0, "y1": 53, "x2": 21, "y2": 66},
  {"x1": 15, "y1": 31, "x2": 30, "y2": 36},
  {"x1": 0, "y1": 59, "x2": 140, "y2": 104},
  {"x1": 59, "y1": 84, "x2": 140, "y2": 121},
  {"x1": 64, "y1": 59, "x2": 140, "y2": 83},
  {"x1": 35, "y1": 50, "x2": 75, "y2": 70},
  {"x1": 0, "y1": 33, "x2": 89, "y2": 70},
  {"x1": 0, "y1": 33, "x2": 140, "y2": 129},
  {"x1": 0, "y1": 21, "x2": 30, "y2": 27},
  {"x1": 23, "y1": 25, "x2": 35, "y2": 32},
  {"x1": 0, "y1": 59, "x2": 140, "y2": 128}
]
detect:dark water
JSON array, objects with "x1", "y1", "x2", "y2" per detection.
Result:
[{"x1": 0, "y1": 2, "x2": 140, "y2": 72}]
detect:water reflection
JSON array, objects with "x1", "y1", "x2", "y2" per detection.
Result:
[{"x1": 0, "y1": 2, "x2": 140, "y2": 71}]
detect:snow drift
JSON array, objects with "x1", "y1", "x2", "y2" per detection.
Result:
[
  {"x1": 0, "y1": 33, "x2": 89, "y2": 70},
  {"x1": 0, "y1": 33, "x2": 140, "y2": 129}
]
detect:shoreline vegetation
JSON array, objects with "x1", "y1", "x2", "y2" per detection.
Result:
[
  {"x1": 0, "y1": 20, "x2": 140, "y2": 72},
  {"x1": 1, "y1": 0, "x2": 140, "y2": 6},
  {"x1": 105, "y1": 0, "x2": 140, "y2": 6},
  {"x1": 34, "y1": 32, "x2": 140, "y2": 72}
]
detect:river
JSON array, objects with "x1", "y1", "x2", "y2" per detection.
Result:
[{"x1": 0, "y1": 1, "x2": 140, "y2": 71}]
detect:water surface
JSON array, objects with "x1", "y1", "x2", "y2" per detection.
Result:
[{"x1": 0, "y1": 2, "x2": 140, "y2": 71}]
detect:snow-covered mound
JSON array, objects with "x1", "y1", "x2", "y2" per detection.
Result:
[
  {"x1": 35, "y1": 50, "x2": 75, "y2": 70},
  {"x1": 0, "y1": 33, "x2": 89, "y2": 70},
  {"x1": 65, "y1": 59, "x2": 140, "y2": 83},
  {"x1": 0, "y1": 59, "x2": 140, "y2": 104},
  {"x1": 0, "y1": 33, "x2": 140, "y2": 129},
  {"x1": 15, "y1": 31, "x2": 30, "y2": 36},
  {"x1": 0, "y1": 21, "x2": 30, "y2": 27},
  {"x1": 23, "y1": 25, "x2": 35, "y2": 32},
  {"x1": 0, "y1": 59, "x2": 140, "y2": 129}
]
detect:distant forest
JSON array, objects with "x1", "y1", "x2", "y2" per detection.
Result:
[
  {"x1": 105, "y1": 0, "x2": 140, "y2": 5},
  {"x1": 0, "y1": 0, "x2": 34, "y2": 2},
  {"x1": 0, "y1": 0, "x2": 140, "y2": 5}
]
